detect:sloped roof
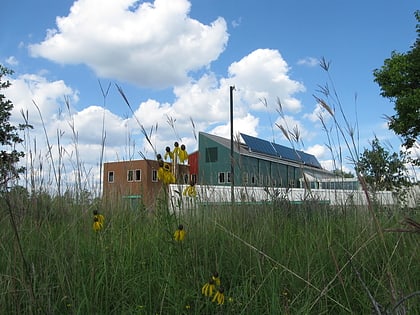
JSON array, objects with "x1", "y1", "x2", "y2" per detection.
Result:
[
  {"x1": 199, "y1": 131, "x2": 323, "y2": 169},
  {"x1": 241, "y1": 133, "x2": 322, "y2": 168}
]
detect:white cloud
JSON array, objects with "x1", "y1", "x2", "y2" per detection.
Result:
[
  {"x1": 231, "y1": 17, "x2": 242, "y2": 28},
  {"x1": 8, "y1": 74, "x2": 78, "y2": 125},
  {"x1": 1, "y1": 0, "x2": 359, "y2": 197},
  {"x1": 274, "y1": 114, "x2": 312, "y2": 144},
  {"x1": 209, "y1": 113, "x2": 259, "y2": 140},
  {"x1": 6, "y1": 56, "x2": 19, "y2": 66},
  {"x1": 304, "y1": 103, "x2": 332, "y2": 123},
  {"x1": 319, "y1": 159, "x2": 354, "y2": 173},
  {"x1": 29, "y1": 0, "x2": 229, "y2": 88},
  {"x1": 306, "y1": 144, "x2": 328, "y2": 160},
  {"x1": 297, "y1": 57, "x2": 319, "y2": 67},
  {"x1": 228, "y1": 49, "x2": 305, "y2": 113}
]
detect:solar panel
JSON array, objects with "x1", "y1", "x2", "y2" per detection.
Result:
[
  {"x1": 272, "y1": 142, "x2": 300, "y2": 161},
  {"x1": 300, "y1": 152, "x2": 321, "y2": 168},
  {"x1": 241, "y1": 133, "x2": 322, "y2": 168},
  {"x1": 241, "y1": 133, "x2": 277, "y2": 156}
]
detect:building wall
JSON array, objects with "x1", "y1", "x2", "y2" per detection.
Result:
[
  {"x1": 197, "y1": 132, "x2": 332, "y2": 188},
  {"x1": 188, "y1": 151, "x2": 199, "y2": 183},
  {"x1": 198, "y1": 135, "x2": 237, "y2": 185},
  {"x1": 103, "y1": 159, "x2": 189, "y2": 209}
]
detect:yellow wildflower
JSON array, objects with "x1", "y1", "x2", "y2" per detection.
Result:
[
  {"x1": 201, "y1": 278, "x2": 216, "y2": 297},
  {"x1": 212, "y1": 287, "x2": 225, "y2": 305},
  {"x1": 178, "y1": 144, "x2": 188, "y2": 163},
  {"x1": 183, "y1": 182, "x2": 197, "y2": 197},
  {"x1": 93, "y1": 210, "x2": 105, "y2": 225},
  {"x1": 212, "y1": 271, "x2": 221, "y2": 286},
  {"x1": 164, "y1": 146, "x2": 174, "y2": 160},
  {"x1": 174, "y1": 224, "x2": 186, "y2": 241},
  {"x1": 157, "y1": 159, "x2": 175, "y2": 184},
  {"x1": 173, "y1": 142, "x2": 180, "y2": 159},
  {"x1": 93, "y1": 217, "x2": 103, "y2": 232}
]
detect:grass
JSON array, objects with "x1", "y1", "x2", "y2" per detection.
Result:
[
  {"x1": 2, "y1": 62, "x2": 418, "y2": 314},
  {"x1": 1, "y1": 193, "x2": 419, "y2": 314}
]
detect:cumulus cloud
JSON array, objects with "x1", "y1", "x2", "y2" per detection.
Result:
[
  {"x1": 8, "y1": 74, "x2": 78, "y2": 125},
  {"x1": 297, "y1": 57, "x2": 319, "y2": 67},
  {"x1": 6, "y1": 0, "x2": 316, "y2": 193},
  {"x1": 6, "y1": 56, "x2": 19, "y2": 66},
  {"x1": 29, "y1": 0, "x2": 229, "y2": 88},
  {"x1": 274, "y1": 114, "x2": 311, "y2": 144},
  {"x1": 304, "y1": 103, "x2": 332, "y2": 123},
  {"x1": 228, "y1": 49, "x2": 305, "y2": 113},
  {"x1": 306, "y1": 144, "x2": 328, "y2": 160},
  {"x1": 209, "y1": 113, "x2": 259, "y2": 140}
]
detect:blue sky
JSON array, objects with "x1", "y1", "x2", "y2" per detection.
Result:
[{"x1": 1, "y1": 0, "x2": 419, "y2": 191}]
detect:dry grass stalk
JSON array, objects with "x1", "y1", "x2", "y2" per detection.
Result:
[{"x1": 384, "y1": 217, "x2": 420, "y2": 233}]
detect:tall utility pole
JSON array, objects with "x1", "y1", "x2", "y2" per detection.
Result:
[{"x1": 230, "y1": 85, "x2": 235, "y2": 205}]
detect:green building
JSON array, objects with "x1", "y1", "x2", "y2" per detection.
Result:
[{"x1": 197, "y1": 131, "x2": 334, "y2": 188}]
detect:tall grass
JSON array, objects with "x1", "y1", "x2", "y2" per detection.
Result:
[
  {"x1": 1, "y1": 66, "x2": 419, "y2": 315},
  {"x1": 1, "y1": 193, "x2": 419, "y2": 314}
]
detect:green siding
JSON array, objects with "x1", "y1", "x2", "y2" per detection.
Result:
[
  {"x1": 198, "y1": 133, "x2": 235, "y2": 185},
  {"x1": 198, "y1": 132, "x2": 329, "y2": 188}
]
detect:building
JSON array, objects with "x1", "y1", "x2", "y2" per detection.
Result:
[
  {"x1": 102, "y1": 131, "x2": 356, "y2": 208},
  {"x1": 102, "y1": 159, "x2": 189, "y2": 209},
  {"x1": 196, "y1": 131, "x2": 334, "y2": 188}
]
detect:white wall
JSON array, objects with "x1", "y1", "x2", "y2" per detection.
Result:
[{"x1": 168, "y1": 184, "x2": 418, "y2": 210}]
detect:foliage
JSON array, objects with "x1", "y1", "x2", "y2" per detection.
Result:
[
  {"x1": 373, "y1": 10, "x2": 420, "y2": 152},
  {"x1": 0, "y1": 194, "x2": 419, "y2": 314},
  {"x1": 332, "y1": 169, "x2": 354, "y2": 178},
  {"x1": 0, "y1": 65, "x2": 31, "y2": 189},
  {"x1": 356, "y1": 137, "x2": 411, "y2": 191}
]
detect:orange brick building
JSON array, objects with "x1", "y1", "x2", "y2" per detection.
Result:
[{"x1": 102, "y1": 159, "x2": 190, "y2": 209}]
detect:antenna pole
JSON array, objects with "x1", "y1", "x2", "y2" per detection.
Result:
[{"x1": 230, "y1": 85, "x2": 235, "y2": 205}]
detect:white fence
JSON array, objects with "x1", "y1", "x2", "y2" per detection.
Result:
[{"x1": 167, "y1": 184, "x2": 417, "y2": 210}]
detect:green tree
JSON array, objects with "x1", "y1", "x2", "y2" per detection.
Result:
[
  {"x1": 332, "y1": 169, "x2": 354, "y2": 178},
  {"x1": 0, "y1": 65, "x2": 30, "y2": 188},
  {"x1": 356, "y1": 137, "x2": 411, "y2": 192},
  {"x1": 373, "y1": 10, "x2": 420, "y2": 151}
]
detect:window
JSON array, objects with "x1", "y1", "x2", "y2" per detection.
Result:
[
  {"x1": 108, "y1": 171, "x2": 114, "y2": 183},
  {"x1": 251, "y1": 175, "x2": 256, "y2": 185},
  {"x1": 218, "y1": 172, "x2": 225, "y2": 183},
  {"x1": 183, "y1": 174, "x2": 189, "y2": 184},
  {"x1": 205, "y1": 147, "x2": 218, "y2": 162},
  {"x1": 190, "y1": 174, "x2": 197, "y2": 184},
  {"x1": 128, "y1": 169, "x2": 141, "y2": 182},
  {"x1": 135, "y1": 169, "x2": 141, "y2": 181},
  {"x1": 218, "y1": 172, "x2": 231, "y2": 184},
  {"x1": 152, "y1": 169, "x2": 158, "y2": 182},
  {"x1": 127, "y1": 170, "x2": 134, "y2": 182}
]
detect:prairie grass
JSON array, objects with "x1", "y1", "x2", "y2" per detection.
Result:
[
  {"x1": 1, "y1": 192, "x2": 419, "y2": 314},
  {"x1": 2, "y1": 64, "x2": 419, "y2": 315}
]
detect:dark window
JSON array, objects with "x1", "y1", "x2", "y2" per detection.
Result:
[
  {"x1": 108, "y1": 171, "x2": 114, "y2": 183},
  {"x1": 191, "y1": 174, "x2": 197, "y2": 184},
  {"x1": 218, "y1": 172, "x2": 225, "y2": 183},
  {"x1": 135, "y1": 169, "x2": 141, "y2": 181},
  {"x1": 152, "y1": 170, "x2": 158, "y2": 182},
  {"x1": 127, "y1": 170, "x2": 134, "y2": 182},
  {"x1": 205, "y1": 147, "x2": 218, "y2": 162}
]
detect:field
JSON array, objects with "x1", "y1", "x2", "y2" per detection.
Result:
[{"x1": 1, "y1": 192, "x2": 419, "y2": 315}]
